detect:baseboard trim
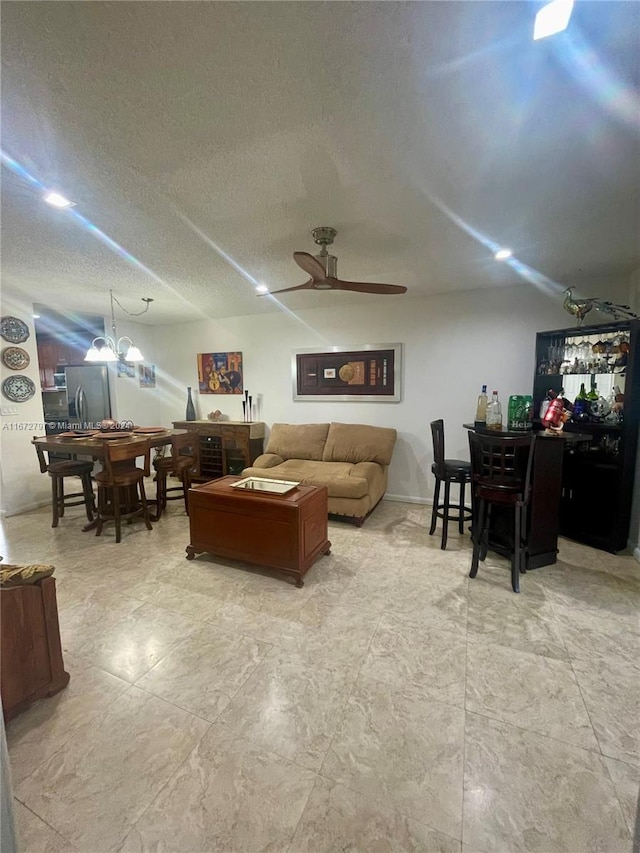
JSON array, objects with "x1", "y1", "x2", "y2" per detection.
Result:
[
  {"x1": 383, "y1": 494, "x2": 430, "y2": 506},
  {"x1": 1, "y1": 499, "x2": 50, "y2": 518}
]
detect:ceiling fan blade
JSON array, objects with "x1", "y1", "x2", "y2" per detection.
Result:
[
  {"x1": 293, "y1": 251, "x2": 327, "y2": 281},
  {"x1": 257, "y1": 280, "x2": 314, "y2": 296},
  {"x1": 332, "y1": 278, "x2": 407, "y2": 295}
]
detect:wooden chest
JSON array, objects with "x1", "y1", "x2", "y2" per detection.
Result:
[{"x1": 186, "y1": 476, "x2": 331, "y2": 586}]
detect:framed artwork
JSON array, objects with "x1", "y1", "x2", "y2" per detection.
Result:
[
  {"x1": 138, "y1": 363, "x2": 156, "y2": 388},
  {"x1": 197, "y1": 351, "x2": 243, "y2": 394},
  {"x1": 293, "y1": 343, "x2": 402, "y2": 402},
  {"x1": 117, "y1": 361, "x2": 135, "y2": 378}
]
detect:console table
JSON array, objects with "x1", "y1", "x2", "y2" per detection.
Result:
[{"x1": 172, "y1": 421, "x2": 265, "y2": 481}]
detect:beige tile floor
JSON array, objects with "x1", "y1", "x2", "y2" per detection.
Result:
[{"x1": 2, "y1": 497, "x2": 639, "y2": 852}]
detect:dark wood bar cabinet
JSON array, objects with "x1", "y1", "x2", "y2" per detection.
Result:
[{"x1": 533, "y1": 319, "x2": 639, "y2": 552}]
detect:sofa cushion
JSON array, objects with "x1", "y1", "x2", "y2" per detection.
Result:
[
  {"x1": 322, "y1": 422, "x2": 397, "y2": 466},
  {"x1": 266, "y1": 423, "x2": 330, "y2": 461},
  {"x1": 242, "y1": 459, "x2": 370, "y2": 499}
]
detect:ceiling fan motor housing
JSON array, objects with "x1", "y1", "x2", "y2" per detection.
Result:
[
  {"x1": 311, "y1": 226, "x2": 337, "y2": 246},
  {"x1": 311, "y1": 227, "x2": 338, "y2": 276},
  {"x1": 316, "y1": 253, "x2": 337, "y2": 277}
]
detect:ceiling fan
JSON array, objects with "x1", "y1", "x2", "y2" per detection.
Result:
[{"x1": 261, "y1": 227, "x2": 407, "y2": 296}]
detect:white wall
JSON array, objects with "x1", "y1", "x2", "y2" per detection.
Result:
[
  {"x1": 0, "y1": 290, "x2": 51, "y2": 516},
  {"x1": 107, "y1": 317, "x2": 163, "y2": 428},
  {"x1": 155, "y1": 282, "x2": 599, "y2": 504}
]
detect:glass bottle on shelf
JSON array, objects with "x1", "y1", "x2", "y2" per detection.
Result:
[
  {"x1": 572, "y1": 383, "x2": 589, "y2": 422},
  {"x1": 486, "y1": 391, "x2": 503, "y2": 431},
  {"x1": 475, "y1": 385, "x2": 488, "y2": 429}
]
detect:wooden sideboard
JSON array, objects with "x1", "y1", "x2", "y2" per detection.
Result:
[
  {"x1": 172, "y1": 420, "x2": 265, "y2": 481},
  {"x1": 1, "y1": 577, "x2": 69, "y2": 721}
]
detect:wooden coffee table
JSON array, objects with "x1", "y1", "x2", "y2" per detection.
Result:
[{"x1": 186, "y1": 476, "x2": 331, "y2": 586}]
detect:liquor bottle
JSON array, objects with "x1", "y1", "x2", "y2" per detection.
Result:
[
  {"x1": 475, "y1": 385, "x2": 488, "y2": 429},
  {"x1": 587, "y1": 382, "x2": 598, "y2": 402},
  {"x1": 572, "y1": 383, "x2": 589, "y2": 422},
  {"x1": 485, "y1": 390, "x2": 502, "y2": 431}
]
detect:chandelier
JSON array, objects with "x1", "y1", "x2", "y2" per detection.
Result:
[{"x1": 85, "y1": 290, "x2": 153, "y2": 363}]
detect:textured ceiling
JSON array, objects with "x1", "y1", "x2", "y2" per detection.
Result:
[{"x1": 1, "y1": 2, "x2": 639, "y2": 325}]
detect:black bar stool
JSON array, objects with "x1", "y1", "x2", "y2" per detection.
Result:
[
  {"x1": 33, "y1": 438, "x2": 95, "y2": 528},
  {"x1": 428, "y1": 420, "x2": 472, "y2": 549},
  {"x1": 468, "y1": 431, "x2": 536, "y2": 593}
]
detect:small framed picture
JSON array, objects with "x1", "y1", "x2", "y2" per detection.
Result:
[
  {"x1": 197, "y1": 351, "x2": 243, "y2": 394},
  {"x1": 117, "y1": 361, "x2": 135, "y2": 378},
  {"x1": 138, "y1": 364, "x2": 156, "y2": 388},
  {"x1": 323, "y1": 368, "x2": 336, "y2": 379}
]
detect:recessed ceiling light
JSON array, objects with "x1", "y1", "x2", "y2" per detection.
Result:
[
  {"x1": 494, "y1": 248, "x2": 513, "y2": 261},
  {"x1": 44, "y1": 191, "x2": 75, "y2": 209},
  {"x1": 33, "y1": 314, "x2": 41, "y2": 319},
  {"x1": 534, "y1": 0, "x2": 574, "y2": 40},
  {"x1": 256, "y1": 284, "x2": 269, "y2": 294}
]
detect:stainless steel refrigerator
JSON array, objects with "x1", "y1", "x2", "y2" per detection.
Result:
[{"x1": 64, "y1": 365, "x2": 111, "y2": 429}]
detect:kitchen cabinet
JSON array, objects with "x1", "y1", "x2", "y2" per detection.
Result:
[
  {"x1": 37, "y1": 338, "x2": 90, "y2": 388},
  {"x1": 533, "y1": 319, "x2": 639, "y2": 552},
  {"x1": 172, "y1": 421, "x2": 265, "y2": 481}
]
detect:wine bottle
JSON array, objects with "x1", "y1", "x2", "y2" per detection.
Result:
[
  {"x1": 186, "y1": 387, "x2": 196, "y2": 421},
  {"x1": 475, "y1": 385, "x2": 488, "y2": 429},
  {"x1": 485, "y1": 390, "x2": 502, "y2": 431},
  {"x1": 573, "y1": 383, "x2": 589, "y2": 421}
]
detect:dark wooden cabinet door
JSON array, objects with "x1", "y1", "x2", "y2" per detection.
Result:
[{"x1": 37, "y1": 341, "x2": 58, "y2": 388}]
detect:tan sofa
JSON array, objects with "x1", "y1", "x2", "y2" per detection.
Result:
[{"x1": 241, "y1": 422, "x2": 397, "y2": 525}]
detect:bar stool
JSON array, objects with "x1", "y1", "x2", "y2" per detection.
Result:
[
  {"x1": 152, "y1": 432, "x2": 198, "y2": 520},
  {"x1": 94, "y1": 440, "x2": 153, "y2": 543},
  {"x1": 33, "y1": 438, "x2": 95, "y2": 528},
  {"x1": 429, "y1": 420, "x2": 472, "y2": 549},
  {"x1": 468, "y1": 431, "x2": 536, "y2": 593}
]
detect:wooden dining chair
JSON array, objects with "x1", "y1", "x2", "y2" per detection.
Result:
[
  {"x1": 33, "y1": 437, "x2": 96, "y2": 528},
  {"x1": 94, "y1": 439, "x2": 153, "y2": 543},
  {"x1": 152, "y1": 431, "x2": 198, "y2": 520}
]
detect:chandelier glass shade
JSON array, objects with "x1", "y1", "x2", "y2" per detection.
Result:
[
  {"x1": 85, "y1": 336, "x2": 143, "y2": 362},
  {"x1": 84, "y1": 290, "x2": 152, "y2": 363}
]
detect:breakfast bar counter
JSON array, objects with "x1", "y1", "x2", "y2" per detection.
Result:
[{"x1": 462, "y1": 425, "x2": 591, "y2": 568}]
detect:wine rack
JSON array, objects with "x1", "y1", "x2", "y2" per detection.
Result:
[
  {"x1": 533, "y1": 319, "x2": 640, "y2": 552},
  {"x1": 173, "y1": 421, "x2": 265, "y2": 482},
  {"x1": 200, "y1": 435, "x2": 224, "y2": 480}
]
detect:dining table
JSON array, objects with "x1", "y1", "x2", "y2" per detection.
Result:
[{"x1": 32, "y1": 429, "x2": 188, "y2": 529}]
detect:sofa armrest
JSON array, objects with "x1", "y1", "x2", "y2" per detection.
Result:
[
  {"x1": 351, "y1": 461, "x2": 384, "y2": 482},
  {"x1": 351, "y1": 462, "x2": 388, "y2": 503},
  {"x1": 249, "y1": 453, "x2": 285, "y2": 469}
]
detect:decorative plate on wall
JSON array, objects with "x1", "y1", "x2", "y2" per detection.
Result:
[
  {"x1": 2, "y1": 374, "x2": 36, "y2": 403},
  {"x1": 0, "y1": 316, "x2": 30, "y2": 344},
  {"x1": 1, "y1": 346, "x2": 30, "y2": 371}
]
